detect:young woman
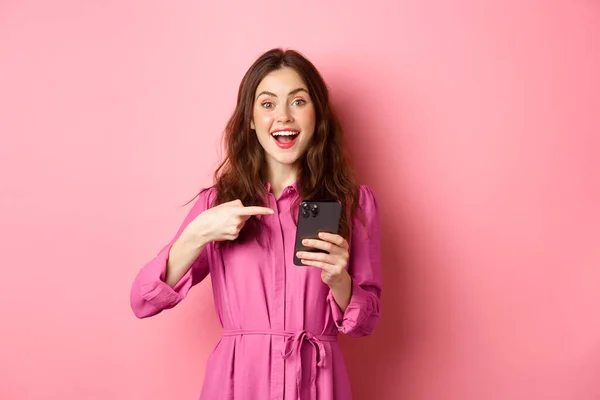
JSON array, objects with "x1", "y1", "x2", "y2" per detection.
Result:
[{"x1": 130, "y1": 48, "x2": 382, "y2": 400}]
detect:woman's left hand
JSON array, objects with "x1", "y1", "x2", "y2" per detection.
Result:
[{"x1": 296, "y1": 232, "x2": 350, "y2": 287}]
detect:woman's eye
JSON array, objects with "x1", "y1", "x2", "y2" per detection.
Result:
[
  {"x1": 292, "y1": 99, "x2": 306, "y2": 106},
  {"x1": 261, "y1": 102, "x2": 274, "y2": 109}
]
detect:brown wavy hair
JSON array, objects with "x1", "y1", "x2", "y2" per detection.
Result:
[{"x1": 210, "y1": 48, "x2": 360, "y2": 243}]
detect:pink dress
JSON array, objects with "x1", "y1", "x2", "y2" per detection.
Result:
[{"x1": 130, "y1": 183, "x2": 382, "y2": 400}]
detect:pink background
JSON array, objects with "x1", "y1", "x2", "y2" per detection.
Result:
[{"x1": 1, "y1": 1, "x2": 599, "y2": 399}]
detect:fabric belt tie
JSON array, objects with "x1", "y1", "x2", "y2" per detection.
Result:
[{"x1": 222, "y1": 329, "x2": 337, "y2": 400}]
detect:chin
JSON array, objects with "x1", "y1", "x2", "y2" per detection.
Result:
[
  {"x1": 266, "y1": 149, "x2": 303, "y2": 166},
  {"x1": 273, "y1": 155, "x2": 302, "y2": 166}
]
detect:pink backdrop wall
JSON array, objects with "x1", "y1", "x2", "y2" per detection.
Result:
[{"x1": 1, "y1": 1, "x2": 599, "y2": 399}]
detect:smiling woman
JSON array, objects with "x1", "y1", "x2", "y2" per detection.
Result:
[
  {"x1": 251, "y1": 68, "x2": 316, "y2": 165},
  {"x1": 211, "y1": 49, "x2": 364, "y2": 243},
  {"x1": 130, "y1": 48, "x2": 382, "y2": 400}
]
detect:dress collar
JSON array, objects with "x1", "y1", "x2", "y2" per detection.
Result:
[{"x1": 265, "y1": 181, "x2": 298, "y2": 195}]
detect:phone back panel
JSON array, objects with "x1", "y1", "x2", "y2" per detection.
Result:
[{"x1": 293, "y1": 201, "x2": 342, "y2": 266}]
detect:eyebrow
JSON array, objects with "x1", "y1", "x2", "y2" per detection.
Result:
[{"x1": 255, "y1": 87, "x2": 309, "y2": 100}]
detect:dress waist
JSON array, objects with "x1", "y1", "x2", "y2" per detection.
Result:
[
  {"x1": 222, "y1": 328, "x2": 337, "y2": 341},
  {"x1": 222, "y1": 329, "x2": 337, "y2": 400}
]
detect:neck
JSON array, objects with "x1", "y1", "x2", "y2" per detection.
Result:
[{"x1": 266, "y1": 161, "x2": 298, "y2": 198}]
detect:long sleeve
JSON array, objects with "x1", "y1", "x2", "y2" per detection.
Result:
[
  {"x1": 130, "y1": 188, "x2": 215, "y2": 318},
  {"x1": 327, "y1": 185, "x2": 382, "y2": 337}
]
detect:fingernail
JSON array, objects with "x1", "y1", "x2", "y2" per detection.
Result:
[{"x1": 302, "y1": 239, "x2": 308, "y2": 245}]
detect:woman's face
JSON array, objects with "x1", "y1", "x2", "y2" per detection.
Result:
[{"x1": 251, "y1": 67, "x2": 316, "y2": 170}]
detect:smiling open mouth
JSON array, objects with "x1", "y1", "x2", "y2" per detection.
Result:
[{"x1": 271, "y1": 130, "x2": 299, "y2": 148}]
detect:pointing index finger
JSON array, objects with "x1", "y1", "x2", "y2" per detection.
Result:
[{"x1": 236, "y1": 206, "x2": 275, "y2": 216}]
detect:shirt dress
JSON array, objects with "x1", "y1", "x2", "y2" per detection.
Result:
[{"x1": 130, "y1": 183, "x2": 382, "y2": 400}]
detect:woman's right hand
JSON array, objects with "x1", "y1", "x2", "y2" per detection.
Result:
[
  {"x1": 182, "y1": 199, "x2": 275, "y2": 244},
  {"x1": 165, "y1": 200, "x2": 273, "y2": 287}
]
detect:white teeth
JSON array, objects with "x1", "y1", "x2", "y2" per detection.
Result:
[{"x1": 272, "y1": 130, "x2": 299, "y2": 136}]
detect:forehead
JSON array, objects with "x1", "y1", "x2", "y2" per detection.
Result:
[{"x1": 255, "y1": 67, "x2": 308, "y2": 94}]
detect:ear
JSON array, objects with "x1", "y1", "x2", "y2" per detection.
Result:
[{"x1": 250, "y1": 120, "x2": 255, "y2": 130}]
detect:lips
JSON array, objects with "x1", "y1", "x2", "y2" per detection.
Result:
[{"x1": 271, "y1": 129, "x2": 300, "y2": 149}]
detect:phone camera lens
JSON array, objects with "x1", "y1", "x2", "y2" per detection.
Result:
[{"x1": 301, "y1": 202, "x2": 318, "y2": 217}]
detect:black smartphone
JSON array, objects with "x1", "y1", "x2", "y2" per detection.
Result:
[{"x1": 293, "y1": 200, "x2": 342, "y2": 266}]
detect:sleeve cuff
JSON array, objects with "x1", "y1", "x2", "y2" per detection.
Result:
[
  {"x1": 134, "y1": 242, "x2": 195, "y2": 311},
  {"x1": 140, "y1": 279, "x2": 181, "y2": 307},
  {"x1": 327, "y1": 279, "x2": 373, "y2": 334}
]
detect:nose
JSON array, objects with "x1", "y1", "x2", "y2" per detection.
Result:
[{"x1": 275, "y1": 104, "x2": 293, "y2": 123}]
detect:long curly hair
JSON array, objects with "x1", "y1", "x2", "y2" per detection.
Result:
[{"x1": 209, "y1": 48, "x2": 360, "y2": 243}]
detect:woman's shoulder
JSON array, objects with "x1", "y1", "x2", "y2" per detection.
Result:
[
  {"x1": 356, "y1": 184, "x2": 379, "y2": 211},
  {"x1": 351, "y1": 184, "x2": 380, "y2": 238},
  {"x1": 189, "y1": 186, "x2": 218, "y2": 212},
  {"x1": 198, "y1": 186, "x2": 218, "y2": 201}
]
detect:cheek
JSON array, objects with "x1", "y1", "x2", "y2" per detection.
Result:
[
  {"x1": 252, "y1": 111, "x2": 273, "y2": 126},
  {"x1": 299, "y1": 108, "x2": 316, "y2": 132},
  {"x1": 255, "y1": 115, "x2": 275, "y2": 131},
  {"x1": 252, "y1": 107, "x2": 271, "y2": 127},
  {"x1": 300, "y1": 107, "x2": 316, "y2": 125}
]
